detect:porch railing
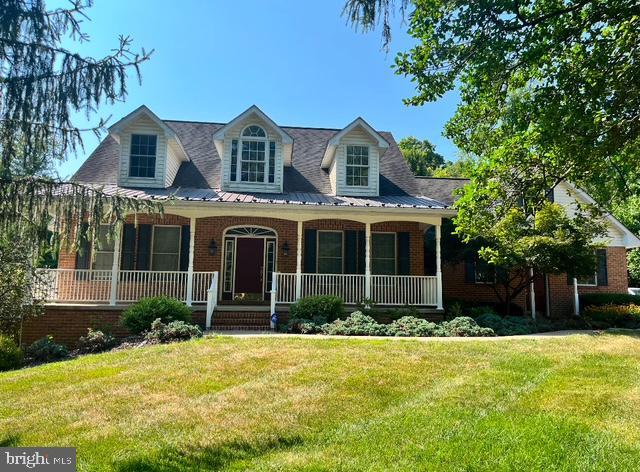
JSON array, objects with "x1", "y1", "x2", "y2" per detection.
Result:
[
  {"x1": 33, "y1": 268, "x2": 216, "y2": 304},
  {"x1": 272, "y1": 272, "x2": 439, "y2": 309}
]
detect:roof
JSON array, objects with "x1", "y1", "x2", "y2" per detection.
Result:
[{"x1": 415, "y1": 177, "x2": 469, "y2": 206}]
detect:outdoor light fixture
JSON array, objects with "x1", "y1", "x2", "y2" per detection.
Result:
[
  {"x1": 208, "y1": 239, "x2": 217, "y2": 256},
  {"x1": 282, "y1": 241, "x2": 290, "y2": 256}
]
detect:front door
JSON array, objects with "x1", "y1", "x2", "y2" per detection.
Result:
[{"x1": 233, "y1": 238, "x2": 265, "y2": 302}]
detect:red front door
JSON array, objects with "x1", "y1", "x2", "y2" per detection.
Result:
[{"x1": 234, "y1": 238, "x2": 265, "y2": 300}]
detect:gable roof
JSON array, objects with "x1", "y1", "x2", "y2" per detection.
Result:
[
  {"x1": 415, "y1": 177, "x2": 469, "y2": 206},
  {"x1": 320, "y1": 117, "x2": 389, "y2": 169}
]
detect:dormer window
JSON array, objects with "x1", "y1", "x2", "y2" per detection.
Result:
[
  {"x1": 230, "y1": 125, "x2": 276, "y2": 184},
  {"x1": 129, "y1": 134, "x2": 157, "y2": 178},
  {"x1": 346, "y1": 145, "x2": 369, "y2": 187}
]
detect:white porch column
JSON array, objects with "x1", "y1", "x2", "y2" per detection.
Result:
[
  {"x1": 186, "y1": 217, "x2": 196, "y2": 306},
  {"x1": 295, "y1": 220, "x2": 303, "y2": 300},
  {"x1": 365, "y1": 222, "x2": 371, "y2": 299},
  {"x1": 573, "y1": 277, "x2": 580, "y2": 316},
  {"x1": 529, "y1": 268, "x2": 536, "y2": 320},
  {"x1": 435, "y1": 223, "x2": 443, "y2": 310},
  {"x1": 109, "y1": 224, "x2": 122, "y2": 306}
]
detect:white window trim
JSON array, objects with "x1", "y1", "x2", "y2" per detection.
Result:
[
  {"x1": 129, "y1": 133, "x2": 158, "y2": 179},
  {"x1": 91, "y1": 224, "x2": 115, "y2": 275},
  {"x1": 237, "y1": 124, "x2": 269, "y2": 184},
  {"x1": 316, "y1": 230, "x2": 344, "y2": 274},
  {"x1": 371, "y1": 231, "x2": 397, "y2": 275},
  {"x1": 150, "y1": 225, "x2": 182, "y2": 272},
  {"x1": 345, "y1": 145, "x2": 370, "y2": 187}
]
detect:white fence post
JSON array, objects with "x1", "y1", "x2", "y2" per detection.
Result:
[
  {"x1": 573, "y1": 277, "x2": 580, "y2": 316},
  {"x1": 206, "y1": 271, "x2": 218, "y2": 329},
  {"x1": 109, "y1": 225, "x2": 122, "y2": 306}
]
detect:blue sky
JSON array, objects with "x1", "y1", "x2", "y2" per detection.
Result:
[{"x1": 57, "y1": 0, "x2": 460, "y2": 178}]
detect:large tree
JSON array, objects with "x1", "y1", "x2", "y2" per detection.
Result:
[{"x1": 398, "y1": 136, "x2": 446, "y2": 175}]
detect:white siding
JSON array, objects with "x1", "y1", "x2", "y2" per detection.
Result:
[
  {"x1": 220, "y1": 116, "x2": 283, "y2": 193},
  {"x1": 165, "y1": 141, "x2": 183, "y2": 187},
  {"x1": 553, "y1": 182, "x2": 626, "y2": 246},
  {"x1": 117, "y1": 115, "x2": 167, "y2": 188},
  {"x1": 335, "y1": 126, "x2": 379, "y2": 197},
  {"x1": 328, "y1": 159, "x2": 337, "y2": 195}
]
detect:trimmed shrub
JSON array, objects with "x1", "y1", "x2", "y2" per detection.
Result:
[
  {"x1": 387, "y1": 316, "x2": 438, "y2": 337},
  {"x1": 290, "y1": 296, "x2": 344, "y2": 323},
  {"x1": 145, "y1": 318, "x2": 203, "y2": 344},
  {"x1": 284, "y1": 317, "x2": 325, "y2": 334},
  {"x1": 0, "y1": 335, "x2": 23, "y2": 371},
  {"x1": 474, "y1": 313, "x2": 537, "y2": 336},
  {"x1": 580, "y1": 293, "x2": 640, "y2": 307},
  {"x1": 26, "y1": 335, "x2": 68, "y2": 362},
  {"x1": 121, "y1": 296, "x2": 192, "y2": 335},
  {"x1": 321, "y1": 311, "x2": 388, "y2": 336},
  {"x1": 77, "y1": 329, "x2": 117, "y2": 354},
  {"x1": 439, "y1": 317, "x2": 495, "y2": 337},
  {"x1": 583, "y1": 304, "x2": 640, "y2": 329}
]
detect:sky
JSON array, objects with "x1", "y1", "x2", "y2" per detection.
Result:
[{"x1": 56, "y1": 0, "x2": 460, "y2": 179}]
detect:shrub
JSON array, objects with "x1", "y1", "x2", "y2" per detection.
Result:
[
  {"x1": 387, "y1": 316, "x2": 438, "y2": 337},
  {"x1": 121, "y1": 296, "x2": 192, "y2": 335},
  {"x1": 284, "y1": 316, "x2": 325, "y2": 334},
  {"x1": 0, "y1": 335, "x2": 23, "y2": 371},
  {"x1": 582, "y1": 304, "x2": 640, "y2": 329},
  {"x1": 145, "y1": 318, "x2": 203, "y2": 344},
  {"x1": 474, "y1": 313, "x2": 537, "y2": 336},
  {"x1": 290, "y1": 296, "x2": 344, "y2": 323},
  {"x1": 439, "y1": 317, "x2": 495, "y2": 337},
  {"x1": 321, "y1": 311, "x2": 388, "y2": 336},
  {"x1": 26, "y1": 335, "x2": 68, "y2": 362},
  {"x1": 580, "y1": 293, "x2": 640, "y2": 307},
  {"x1": 77, "y1": 329, "x2": 117, "y2": 354}
]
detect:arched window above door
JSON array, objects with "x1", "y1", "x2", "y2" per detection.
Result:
[{"x1": 225, "y1": 226, "x2": 276, "y2": 238}]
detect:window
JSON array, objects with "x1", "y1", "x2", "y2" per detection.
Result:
[
  {"x1": 475, "y1": 259, "x2": 496, "y2": 284},
  {"x1": 129, "y1": 134, "x2": 157, "y2": 178},
  {"x1": 317, "y1": 231, "x2": 343, "y2": 273},
  {"x1": 372, "y1": 233, "x2": 396, "y2": 275},
  {"x1": 346, "y1": 145, "x2": 369, "y2": 186},
  {"x1": 92, "y1": 225, "x2": 115, "y2": 271},
  {"x1": 238, "y1": 125, "x2": 267, "y2": 183},
  {"x1": 576, "y1": 249, "x2": 607, "y2": 286},
  {"x1": 577, "y1": 273, "x2": 597, "y2": 286},
  {"x1": 151, "y1": 226, "x2": 181, "y2": 271}
]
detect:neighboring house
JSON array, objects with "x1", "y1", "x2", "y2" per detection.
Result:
[{"x1": 31, "y1": 105, "x2": 640, "y2": 341}]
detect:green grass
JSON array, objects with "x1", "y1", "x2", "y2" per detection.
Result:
[{"x1": 2, "y1": 333, "x2": 640, "y2": 471}]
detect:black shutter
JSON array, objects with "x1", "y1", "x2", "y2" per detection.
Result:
[
  {"x1": 357, "y1": 230, "x2": 365, "y2": 274},
  {"x1": 75, "y1": 223, "x2": 91, "y2": 270},
  {"x1": 120, "y1": 224, "x2": 136, "y2": 270},
  {"x1": 304, "y1": 229, "x2": 317, "y2": 273},
  {"x1": 596, "y1": 249, "x2": 608, "y2": 286},
  {"x1": 465, "y1": 254, "x2": 476, "y2": 283},
  {"x1": 179, "y1": 225, "x2": 190, "y2": 271},
  {"x1": 567, "y1": 273, "x2": 574, "y2": 285},
  {"x1": 397, "y1": 232, "x2": 410, "y2": 275},
  {"x1": 136, "y1": 224, "x2": 152, "y2": 270},
  {"x1": 344, "y1": 230, "x2": 358, "y2": 274}
]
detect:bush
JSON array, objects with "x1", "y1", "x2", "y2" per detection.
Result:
[
  {"x1": 284, "y1": 316, "x2": 325, "y2": 334},
  {"x1": 144, "y1": 318, "x2": 203, "y2": 344},
  {"x1": 0, "y1": 335, "x2": 23, "y2": 371},
  {"x1": 321, "y1": 311, "x2": 388, "y2": 336},
  {"x1": 26, "y1": 335, "x2": 68, "y2": 362},
  {"x1": 580, "y1": 293, "x2": 640, "y2": 307},
  {"x1": 474, "y1": 313, "x2": 537, "y2": 336},
  {"x1": 290, "y1": 296, "x2": 344, "y2": 323},
  {"x1": 583, "y1": 304, "x2": 640, "y2": 329},
  {"x1": 121, "y1": 296, "x2": 192, "y2": 335},
  {"x1": 77, "y1": 329, "x2": 117, "y2": 354},
  {"x1": 386, "y1": 316, "x2": 438, "y2": 337},
  {"x1": 439, "y1": 317, "x2": 495, "y2": 337}
]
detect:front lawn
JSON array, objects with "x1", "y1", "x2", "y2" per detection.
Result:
[{"x1": 1, "y1": 333, "x2": 640, "y2": 471}]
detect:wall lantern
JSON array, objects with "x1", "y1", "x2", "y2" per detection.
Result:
[
  {"x1": 208, "y1": 239, "x2": 217, "y2": 256},
  {"x1": 282, "y1": 241, "x2": 290, "y2": 256}
]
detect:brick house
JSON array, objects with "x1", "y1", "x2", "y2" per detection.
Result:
[{"x1": 31, "y1": 105, "x2": 640, "y2": 340}]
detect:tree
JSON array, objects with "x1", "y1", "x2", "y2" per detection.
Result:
[
  {"x1": 431, "y1": 153, "x2": 474, "y2": 178},
  {"x1": 611, "y1": 195, "x2": 640, "y2": 287},
  {"x1": 398, "y1": 136, "x2": 446, "y2": 175}
]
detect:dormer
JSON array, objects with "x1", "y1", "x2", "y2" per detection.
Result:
[
  {"x1": 321, "y1": 117, "x2": 389, "y2": 197},
  {"x1": 213, "y1": 106, "x2": 293, "y2": 193},
  {"x1": 110, "y1": 106, "x2": 189, "y2": 188}
]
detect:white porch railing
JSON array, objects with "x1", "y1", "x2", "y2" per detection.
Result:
[
  {"x1": 272, "y1": 272, "x2": 439, "y2": 308},
  {"x1": 33, "y1": 268, "x2": 216, "y2": 304}
]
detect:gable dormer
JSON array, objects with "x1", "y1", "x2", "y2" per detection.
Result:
[
  {"x1": 109, "y1": 106, "x2": 188, "y2": 189},
  {"x1": 213, "y1": 106, "x2": 293, "y2": 193},
  {"x1": 321, "y1": 118, "x2": 389, "y2": 197}
]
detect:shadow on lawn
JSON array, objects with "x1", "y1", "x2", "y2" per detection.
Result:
[
  {"x1": 113, "y1": 435, "x2": 304, "y2": 471},
  {"x1": 0, "y1": 434, "x2": 20, "y2": 447}
]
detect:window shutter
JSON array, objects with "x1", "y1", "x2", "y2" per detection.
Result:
[
  {"x1": 75, "y1": 223, "x2": 91, "y2": 270},
  {"x1": 230, "y1": 139, "x2": 238, "y2": 181},
  {"x1": 304, "y1": 229, "x2": 317, "y2": 273},
  {"x1": 397, "y1": 232, "x2": 410, "y2": 275},
  {"x1": 464, "y1": 254, "x2": 476, "y2": 283},
  {"x1": 179, "y1": 225, "x2": 190, "y2": 271},
  {"x1": 344, "y1": 230, "x2": 358, "y2": 274},
  {"x1": 357, "y1": 231, "x2": 365, "y2": 274},
  {"x1": 120, "y1": 224, "x2": 136, "y2": 270},
  {"x1": 596, "y1": 249, "x2": 608, "y2": 286},
  {"x1": 136, "y1": 224, "x2": 152, "y2": 270}
]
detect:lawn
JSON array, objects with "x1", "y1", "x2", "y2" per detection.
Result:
[{"x1": 1, "y1": 333, "x2": 640, "y2": 471}]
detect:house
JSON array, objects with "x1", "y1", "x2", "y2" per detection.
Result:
[{"x1": 29, "y1": 105, "x2": 640, "y2": 343}]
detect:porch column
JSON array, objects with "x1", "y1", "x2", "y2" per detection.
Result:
[
  {"x1": 529, "y1": 268, "x2": 536, "y2": 320},
  {"x1": 436, "y1": 223, "x2": 443, "y2": 310},
  {"x1": 573, "y1": 277, "x2": 580, "y2": 316},
  {"x1": 295, "y1": 220, "x2": 303, "y2": 300},
  {"x1": 365, "y1": 222, "x2": 371, "y2": 299},
  {"x1": 109, "y1": 223, "x2": 122, "y2": 306},
  {"x1": 186, "y1": 217, "x2": 196, "y2": 306}
]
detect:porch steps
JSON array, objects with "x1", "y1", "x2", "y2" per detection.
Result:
[{"x1": 210, "y1": 311, "x2": 272, "y2": 331}]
